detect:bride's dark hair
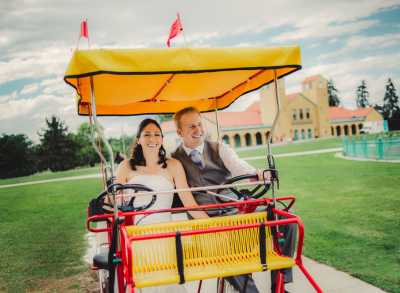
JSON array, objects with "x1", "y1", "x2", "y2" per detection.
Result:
[{"x1": 130, "y1": 119, "x2": 167, "y2": 170}]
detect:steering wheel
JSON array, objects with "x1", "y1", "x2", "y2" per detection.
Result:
[
  {"x1": 215, "y1": 174, "x2": 271, "y2": 203},
  {"x1": 91, "y1": 183, "x2": 157, "y2": 214}
]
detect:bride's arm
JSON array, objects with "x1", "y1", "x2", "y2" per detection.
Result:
[
  {"x1": 168, "y1": 159, "x2": 209, "y2": 219},
  {"x1": 116, "y1": 159, "x2": 129, "y2": 183}
]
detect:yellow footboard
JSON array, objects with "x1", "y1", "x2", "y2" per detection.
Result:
[{"x1": 125, "y1": 212, "x2": 295, "y2": 288}]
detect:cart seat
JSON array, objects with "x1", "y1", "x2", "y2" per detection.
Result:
[{"x1": 126, "y1": 212, "x2": 295, "y2": 288}]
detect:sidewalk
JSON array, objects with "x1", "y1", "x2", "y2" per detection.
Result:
[
  {"x1": 283, "y1": 257, "x2": 387, "y2": 293},
  {"x1": 0, "y1": 147, "x2": 342, "y2": 189}
]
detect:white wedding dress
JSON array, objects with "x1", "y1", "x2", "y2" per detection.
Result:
[
  {"x1": 127, "y1": 174, "x2": 174, "y2": 225},
  {"x1": 126, "y1": 174, "x2": 187, "y2": 293}
]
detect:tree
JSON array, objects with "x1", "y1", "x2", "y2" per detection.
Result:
[
  {"x1": 73, "y1": 122, "x2": 100, "y2": 167},
  {"x1": 356, "y1": 80, "x2": 370, "y2": 108},
  {"x1": 158, "y1": 114, "x2": 173, "y2": 123},
  {"x1": 38, "y1": 116, "x2": 80, "y2": 171},
  {"x1": 328, "y1": 79, "x2": 340, "y2": 107},
  {"x1": 0, "y1": 134, "x2": 37, "y2": 178},
  {"x1": 382, "y1": 78, "x2": 399, "y2": 119}
]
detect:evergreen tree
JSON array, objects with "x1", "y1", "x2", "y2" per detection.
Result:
[
  {"x1": 38, "y1": 116, "x2": 80, "y2": 171},
  {"x1": 327, "y1": 79, "x2": 341, "y2": 107},
  {"x1": 382, "y1": 78, "x2": 399, "y2": 119},
  {"x1": 356, "y1": 80, "x2": 370, "y2": 108},
  {"x1": 0, "y1": 134, "x2": 37, "y2": 178}
]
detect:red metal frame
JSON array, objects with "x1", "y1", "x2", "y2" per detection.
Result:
[{"x1": 87, "y1": 196, "x2": 322, "y2": 293}]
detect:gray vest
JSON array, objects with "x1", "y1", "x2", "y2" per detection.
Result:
[{"x1": 172, "y1": 140, "x2": 231, "y2": 206}]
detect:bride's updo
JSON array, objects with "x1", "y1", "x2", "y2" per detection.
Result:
[{"x1": 130, "y1": 119, "x2": 167, "y2": 170}]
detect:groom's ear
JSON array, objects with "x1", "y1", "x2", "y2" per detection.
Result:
[{"x1": 177, "y1": 128, "x2": 183, "y2": 137}]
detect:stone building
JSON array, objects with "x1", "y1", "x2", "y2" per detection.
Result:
[{"x1": 161, "y1": 75, "x2": 384, "y2": 151}]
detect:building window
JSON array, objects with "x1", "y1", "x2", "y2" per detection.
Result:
[
  {"x1": 222, "y1": 135, "x2": 230, "y2": 145},
  {"x1": 294, "y1": 129, "x2": 299, "y2": 141},
  {"x1": 358, "y1": 123, "x2": 363, "y2": 130},
  {"x1": 301, "y1": 129, "x2": 305, "y2": 139},
  {"x1": 351, "y1": 125, "x2": 357, "y2": 135},
  {"x1": 308, "y1": 129, "x2": 312, "y2": 139},
  {"x1": 344, "y1": 125, "x2": 349, "y2": 136},
  {"x1": 255, "y1": 132, "x2": 262, "y2": 145},
  {"x1": 265, "y1": 131, "x2": 271, "y2": 142},
  {"x1": 292, "y1": 109, "x2": 297, "y2": 120},
  {"x1": 331, "y1": 127, "x2": 334, "y2": 136},
  {"x1": 234, "y1": 134, "x2": 241, "y2": 148},
  {"x1": 245, "y1": 133, "x2": 252, "y2": 146},
  {"x1": 336, "y1": 126, "x2": 341, "y2": 136},
  {"x1": 299, "y1": 109, "x2": 304, "y2": 120},
  {"x1": 306, "y1": 108, "x2": 310, "y2": 119}
]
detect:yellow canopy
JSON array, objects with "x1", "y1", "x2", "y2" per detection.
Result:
[{"x1": 64, "y1": 47, "x2": 301, "y2": 116}]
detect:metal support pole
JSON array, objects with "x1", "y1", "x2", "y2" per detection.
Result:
[
  {"x1": 89, "y1": 77, "x2": 116, "y2": 210},
  {"x1": 267, "y1": 70, "x2": 281, "y2": 212},
  {"x1": 214, "y1": 98, "x2": 221, "y2": 142}
]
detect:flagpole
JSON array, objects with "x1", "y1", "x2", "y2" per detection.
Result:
[
  {"x1": 179, "y1": 13, "x2": 188, "y2": 48},
  {"x1": 86, "y1": 18, "x2": 90, "y2": 48}
]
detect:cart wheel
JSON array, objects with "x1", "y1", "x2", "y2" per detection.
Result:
[
  {"x1": 217, "y1": 278, "x2": 238, "y2": 293},
  {"x1": 98, "y1": 269, "x2": 109, "y2": 293}
]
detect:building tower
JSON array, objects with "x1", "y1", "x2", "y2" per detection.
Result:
[{"x1": 301, "y1": 75, "x2": 331, "y2": 138}]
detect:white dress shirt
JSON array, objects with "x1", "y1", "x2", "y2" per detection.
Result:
[{"x1": 181, "y1": 142, "x2": 256, "y2": 177}]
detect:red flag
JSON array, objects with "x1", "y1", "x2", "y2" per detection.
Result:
[
  {"x1": 166, "y1": 14, "x2": 183, "y2": 47},
  {"x1": 80, "y1": 19, "x2": 89, "y2": 39}
]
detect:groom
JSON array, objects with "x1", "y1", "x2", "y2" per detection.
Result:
[
  {"x1": 171, "y1": 106, "x2": 261, "y2": 292},
  {"x1": 171, "y1": 106, "x2": 295, "y2": 293}
]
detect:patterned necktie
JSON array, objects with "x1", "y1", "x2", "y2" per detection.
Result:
[{"x1": 190, "y1": 149, "x2": 204, "y2": 168}]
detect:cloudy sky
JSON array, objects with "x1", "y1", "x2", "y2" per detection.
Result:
[{"x1": 1, "y1": 0, "x2": 399, "y2": 141}]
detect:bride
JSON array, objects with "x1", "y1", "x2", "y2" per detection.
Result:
[
  {"x1": 116, "y1": 119, "x2": 208, "y2": 293},
  {"x1": 116, "y1": 118, "x2": 208, "y2": 223}
]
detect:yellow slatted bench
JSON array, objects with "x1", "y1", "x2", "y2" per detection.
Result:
[{"x1": 125, "y1": 212, "x2": 295, "y2": 288}]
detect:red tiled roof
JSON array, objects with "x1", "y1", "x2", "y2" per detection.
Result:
[
  {"x1": 161, "y1": 120, "x2": 176, "y2": 133},
  {"x1": 245, "y1": 101, "x2": 261, "y2": 112},
  {"x1": 161, "y1": 110, "x2": 263, "y2": 132},
  {"x1": 302, "y1": 75, "x2": 321, "y2": 83},
  {"x1": 287, "y1": 92, "x2": 300, "y2": 101},
  {"x1": 329, "y1": 107, "x2": 373, "y2": 120},
  {"x1": 203, "y1": 111, "x2": 262, "y2": 127}
]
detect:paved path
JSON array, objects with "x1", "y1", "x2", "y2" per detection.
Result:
[
  {"x1": 0, "y1": 173, "x2": 101, "y2": 189},
  {"x1": 0, "y1": 147, "x2": 342, "y2": 189},
  {"x1": 244, "y1": 147, "x2": 342, "y2": 161}
]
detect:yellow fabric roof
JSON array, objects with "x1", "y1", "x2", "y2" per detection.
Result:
[{"x1": 64, "y1": 47, "x2": 301, "y2": 116}]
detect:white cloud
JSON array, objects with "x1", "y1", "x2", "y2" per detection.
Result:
[
  {"x1": 0, "y1": 91, "x2": 17, "y2": 103},
  {"x1": 20, "y1": 83, "x2": 40, "y2": 95},
  {"x1": 272, "y1": 20, "x2": 379, "y2": 42},
  {"x1": 0, "y1": 45, "x2": 72, "y2": 84},
  {"x1": 320, "y1": 33, "x2": 400, "y2": 59}
]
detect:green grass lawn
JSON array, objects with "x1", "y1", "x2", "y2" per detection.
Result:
[
  {"x1": 252, "y1": 153, "x2": 400, "y2": 293},
  {"x1": 0, "y1": 179, "x2": 102, "y2": 292},
  {"x1": 0, "y1": 165, "x2": 99, "y2": 186},
  {"x1": 0, "y1": 146, "x2": 399, "y2": 292},
  {"x1": 237, "y1": 137, "x2": 343, "y2": 158}
]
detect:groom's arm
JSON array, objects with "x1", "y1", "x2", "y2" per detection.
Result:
[
  {"x1": 219, "y1": 143, "x2": 271, "y2": 182},
  {"x1": 168, "y1": 159, "x2": 209, "y2": 219},
  {"x1": 218, "y1": 142, "x2": 256, "y2": 177}
]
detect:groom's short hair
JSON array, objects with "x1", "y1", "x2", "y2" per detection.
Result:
[{"x1": 174, "y1": 107, "x2": 200, "y2": 129}]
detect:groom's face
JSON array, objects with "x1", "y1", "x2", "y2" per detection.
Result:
[{"x1": 177, "y1": 111, "x2": 204, "y2": 149}]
